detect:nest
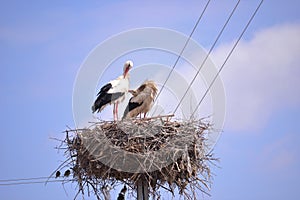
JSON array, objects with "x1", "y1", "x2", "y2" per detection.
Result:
[{"x1": 60, "y1": 117, "x2": 216, "y2": 199}]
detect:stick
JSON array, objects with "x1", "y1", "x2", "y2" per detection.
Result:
[{"x1": 138, "y1": 114, "x2": 174, "y2": 121}]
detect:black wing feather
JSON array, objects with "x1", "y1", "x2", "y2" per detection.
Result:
[
  {"x1": 92, "y1": 83, "x2": 125, "y2": 113},
  {"x1": 97, "y1": 83, "x2": 112, "y2": 95},
  {"x1": 123, "y1": 97, "x2": 143, "y2": 118}
]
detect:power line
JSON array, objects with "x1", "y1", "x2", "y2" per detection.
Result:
[
  {"x1": 191, "y1": 0, "x2": 264, "y2": 118},
  {"x1": 0, "y1": 173, "x2": 74, "y2": 187},
  {"x1": 0, "y1": 176, "x2": 55, "y2": 182},
  {"x1": 173, "y1": 0, "x2": 241, "y2": 114},
  {"x1": 154, "y1": 0, "x2": 212, "y2": 103},
  {"x1": 0, "y1": 179, "x2": 74, "y2": 186}
]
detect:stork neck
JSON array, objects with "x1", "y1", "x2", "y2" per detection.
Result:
[{"x1": 123, "y1": 69, "x2": 129, "y2": 77}]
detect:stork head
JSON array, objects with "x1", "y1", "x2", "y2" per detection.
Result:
[
  {"x1": 128, "y1": 89, "x2": 138, "y2": 96},
  {"x1": 123, "y1": 60, "x2": 133, "y2": 77}
]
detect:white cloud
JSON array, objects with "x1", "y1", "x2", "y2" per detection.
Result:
[{"x1": 212, "y1": 23, "x2": 300, "y2": 132}]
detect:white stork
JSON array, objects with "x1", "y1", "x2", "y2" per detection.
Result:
[
  {"x1": 92, "y1": 60, "x2": 133, "y2": 121},
  {"x1": 123, "y1": 80, "x2": 158, "y2": 119}
]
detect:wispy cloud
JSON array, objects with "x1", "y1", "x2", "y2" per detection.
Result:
[
  {"x1": 256, "y1": 133, "x2": 299, "y2": 174},
  {"x1": 213, "y1": 23, "x2": 300, "y2": 132}
]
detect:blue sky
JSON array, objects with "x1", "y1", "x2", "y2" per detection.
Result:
[{"x1": 1, "y1": 0, "x2": 300, "y2": 199}]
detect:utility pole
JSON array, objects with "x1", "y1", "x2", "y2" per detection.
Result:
[{"x1": 137, "y1": 176, "x2": 149, "y2": 200}]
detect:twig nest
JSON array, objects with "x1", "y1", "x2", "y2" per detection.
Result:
[{"x1": 63, "y1": 118, "x2": 216, "y2": 199}]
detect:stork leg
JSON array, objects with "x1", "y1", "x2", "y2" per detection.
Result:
[
  {"x1": 144, "y1": 112, "x2": 147, "y2": 118},
  {"x1": 113, "y1": 103, "x2": 116, "y2": 121},
  {"x1": 115, "y1": 102, "x2": 119, "y2": 121}
]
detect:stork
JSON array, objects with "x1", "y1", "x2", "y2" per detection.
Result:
[
  {"x1": 92, "y1": 60, "x2": 133, "y2": 121},
  {"x1": 123, "y1": 80, "x2": 158, "y2": 119}
]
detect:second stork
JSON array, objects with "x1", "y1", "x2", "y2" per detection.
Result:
[{"x1": 123, "y1": 80, "x2": 158, "y2": 119}]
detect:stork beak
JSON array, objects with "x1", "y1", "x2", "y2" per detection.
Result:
[
  {"x1": 123, "y1": 61, "x2": 133, "y2": 76},
  {"x1": 128, "y1": 64, "x2": 133, "y2": 70}
]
